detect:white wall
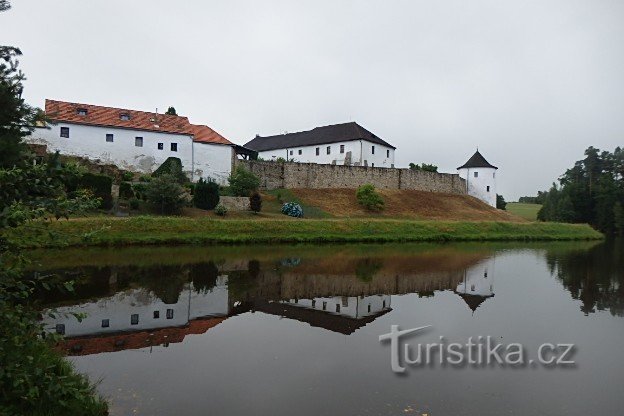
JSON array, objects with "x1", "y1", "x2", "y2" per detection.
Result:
[
  {"x1": 283, "y1": 294, "x2": 391, "y2": 319},
  {"x1": 257, "y1": 139, "x2": 395, "y2": 168},
  {"x1": 29, "y1": 123, "x2": 234, "y2": 183},
  {"x1": 457, "y1": 167, "x2": 497, "y2": 207},
  {"x1": 193, "y1": 142, "x2": 233, "y2": 185}
]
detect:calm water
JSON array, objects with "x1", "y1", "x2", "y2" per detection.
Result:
[{"x1": 31, "y1": 241, "x2": 624, "y2": 416}]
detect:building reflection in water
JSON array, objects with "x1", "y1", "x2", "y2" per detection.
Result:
[{"x1": 40, "y1": 249, "x2": 497, "y2": 355}]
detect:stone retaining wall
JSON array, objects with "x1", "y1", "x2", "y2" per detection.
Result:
[{"x1": 236, "y1": 160, "x2": 466, "y2": 194}]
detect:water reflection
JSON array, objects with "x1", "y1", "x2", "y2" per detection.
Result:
[{"x1": 38, "y1": 245, "x2": 499, "y2": 354}]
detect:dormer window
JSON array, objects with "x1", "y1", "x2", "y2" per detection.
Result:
[
  {"x1": 120, "y1": 113, "x2": 130, "y2": 121},
  {"x1": 77, "y1": 108, "x2": 87, "y2": 116}
]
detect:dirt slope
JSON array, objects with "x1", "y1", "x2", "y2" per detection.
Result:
[{"x1": 290, "y1": 188, "x2": 524, "y2": 221}]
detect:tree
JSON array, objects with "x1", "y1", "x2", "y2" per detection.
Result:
[
  {"x1": 145, "y1": 174, "x2": 187, "y2": 215},
  {"x1": 193, "y1": 178, "x2": 220, "y2": 210},
  {"x1": 496, "y1": 194, "x2": 507, "y2": 210},
  {"x1": 228, "y1": 166, "x2": 260, "y2": 197},
  {"x1": 165, "y1": 106, "x2": 177, "y2": 116},
  {"x1": 409, "y1": 163, "x2": 438, "y2": 172}
]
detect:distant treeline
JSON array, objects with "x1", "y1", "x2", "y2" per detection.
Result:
[
  {"x1": 518, "y1": 192, "x2": 546, "y2": 204},
  {"x1": 535, "y1": 146, "x2": 624, "y2": 234}
]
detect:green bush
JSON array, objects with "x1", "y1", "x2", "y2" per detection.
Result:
[
  {"x1": 132, "y1": 183, "x2": 148, "y2": 200},
  {"x1": 356, "y1": 184, "x2": 384, "y2": 212},
  {"x1": 215, "y1": 204, "x2": 228, "y2": 216},
  {"x1": 78, "y1": 172, "x2": 113, "y2": 209},
  {"x1": 119, "y1": 181, "x2": 134, "y2": 199},
  {"x1": 153, "y1": 157, "x2": 188, "y2": 184},
  {"x1": 228, "y1": 166, "x2": 260, "y2": 197},
  {"x1": 129, "y1": 197, "x2": 140, "y2": 210},
  {"x1": 250, "y1": 192, "x2": 262, "y2": 213},
  {"x1": 122, "y1": 171, "x2": 134, "y2": 181},
  {"x1": 145, "y1": 174, "x2": 187, "y2": 215},
  {"x1": 194, "y1": 178, "x2": 220, "y2": 210}
]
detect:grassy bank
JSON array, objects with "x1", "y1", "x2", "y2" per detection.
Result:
[
  {"x1": 4, "y1": 217, "x2": 603, "y2": 248},
  {"x1": 507, "y1": 203, "x2": 542, "y2": 220}
]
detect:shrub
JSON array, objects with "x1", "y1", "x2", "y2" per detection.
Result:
[
  {"x1": 132, "y1": 183, "x2": 148, "y2": 200},
  {"x1": 215, "y1": 204, "x2": 228, "y2": 216},
  {"x1": 228, "y1": 166, "x2": 260, "y2": 197},
  {"x1": 153, "y1": 157, "x2": 188, "y2": 184},
  {"x1": 250, "y1": 192, "x2": 262, "y2": 213},
  {"x1": 281, "y1": 202, "x2": 304, "y2": 218},
  {"x1": 129, "y1": 197, "x2": 140, "y2": 210},
  {"x1": 145, "y1": 174, "x2": 186, "y2": 215},
  {"x1": 356, "y1": 184, "x2": 384, "y2": 212},
  {"x1": 139, "y1": 174, "x2": 151, "y2": 182},
  {"x1": 119, "y1": 181, "x2": 134, "y2": 199},
  {"x1": 78, "y1": 172, "x2": 113, "y2": 209},
  {"x1": 122, "y1": 171, "x2": 134, "y2": 181},
  {"x1": 194, "y1": 178, "x2": 220, "y2": 210}
]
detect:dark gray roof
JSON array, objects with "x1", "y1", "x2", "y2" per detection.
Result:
[
  {"x1": 457, "y1": 150, "x2": 498, "y2": 170},
  {"x1": 243, "y1": 122, "x2": 396, "y2": 152}
]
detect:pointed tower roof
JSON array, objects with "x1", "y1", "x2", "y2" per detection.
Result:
[{"x1": 457, "y1": 150, "x2": 498, "y2": 170}]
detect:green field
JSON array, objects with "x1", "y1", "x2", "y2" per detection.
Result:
[
  {"x1": 4, "y1": 217, "x2": 602, "y2": 249},
  {"x1": 507, "y1": 203, "x2": 542, "y2": 220}
]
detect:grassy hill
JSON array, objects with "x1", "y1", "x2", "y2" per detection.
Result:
[{"x1": 507, "y1": 203, "x2": 542, "y2": 221}]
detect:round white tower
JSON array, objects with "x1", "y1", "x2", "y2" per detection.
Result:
[{"x1": 457, "y1": 150, "x2": 498, "y2": 207}]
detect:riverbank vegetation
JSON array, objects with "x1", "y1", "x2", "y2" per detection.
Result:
[{"x1": 3, "y1": 217, "x2": 602, "y2": 249}]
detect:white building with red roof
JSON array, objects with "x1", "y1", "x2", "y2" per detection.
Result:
[{"x1": 29, "y1": 99, "x2": 236, "y2": 184}]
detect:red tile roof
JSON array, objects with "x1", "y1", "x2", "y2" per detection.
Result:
[
  {"x1": 59, "y1": 317, "x2": 226, "y2": 356},
  {"x1": 45, "y1": 99, "x2": 232, "y2": 145},
  {"x1": 189, "y1": 124, "x2": 233, "y2": 145}
]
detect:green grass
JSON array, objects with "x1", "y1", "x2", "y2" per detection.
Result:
[
  {"x1": 507, "y1": 203, "x2": 542, "y2": 220},
  {"x1": 264, "y1": 189, "x2": 332, "y2": 218},
  {"x1": 4, "y1": 217, "x2": 603, "y2": 249}
]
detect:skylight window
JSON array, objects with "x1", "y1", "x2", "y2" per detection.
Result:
[
  {"x1": 77, "y1": 108, "x2": 88, "y2": 116},
  {"x1": 120, "y1": 113, "x2": 130, "y2": 121}
]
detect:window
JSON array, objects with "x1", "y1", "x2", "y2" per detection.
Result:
[
  {"x1": 77, "y1": 108, "x2": 87, "y2": 116},
  {"x1": 101, "y1": 319, "x2": 110, "y2": 328},
  {"x1": 106, "y1": 134, "x2": 113, "y2": 143},
  {"x1": 493, "y1": 172, "x2": 496, "y2": 178},
  {"x1": 335, "y1": 304, "x2": 340, "y2": 313},
  {"x1": 135, "y1": 137, "x2": 143, "y2": 147},
  {"x1": 131, "y1": 314, "x2": 139, "y2": 325},
  {"x1": 367, "y1": 304, "x2": 371, "y2": 313},
  {"x1": 340, "y1": 145, "x2": 345, "y2": 154},
  {"x1": 293, "y1": 298, "x2": 298, "y2": 304},
  {"x1": 484, "y1": 272, "x2": 488, "y2": 278},
  {"x1": 166, "y1": 309, "x2": 174, "y2": 319},
  {"x1": 326, "y1": 146, "x2": 331, "y2": 155},
  {"x1": 342, "y1": 297, "x2": 348, "y2": 307},
  {"x1": 312, "y1": 299, "x2": 316, "y2": 308},
  {"x1": 471, "y1": 284, "x2": 475, "y2": 291},
  {"x1": 55, "y1": 324, "x2": 65, "y2": 335},
  {"x1": 486, "y1": 186, "x2": 490, "y2": 192},
  {"x1": 289, "y1": 150, "x2": 293, "y2": 155},
  {"x1": 157, "y1": 143, "x2": 163, "y2": 150},
  {"x1": 171, "y1": 143, "x2": 177, "y2": 152},
  {"x1": 120, "y1": 113, "x2": 130, "y2": 121},
  {"x1": 298, "y1": 149, "x2": 302, "y2": 155},
  {"x1": 371, "y1": 145, "x2": 375, "y2": 154},
  {"x1": 474, "y1": 171, "x2": 478, "y2": 178},
  {"x1": 383, "y1": 300, "x2": 386, "y2": 308},
  {"x1": 322, "y1": 301, "x2": 327, "y2": 311},
  {"x1": 387, "y1": 149, "x2": 390, "y2": 158},
  {"x1": 316, "y1": 147, "x2": 320, "y2": 156},
  {"x1": 153, "y1": 311, "x2": 160, "y2": 319},
  {"x1": 372, "y1": 163, "x2": 375, "y2": 167},
  {"x1": 60, "y1": 127, "x2": 69, "y2": 138}
]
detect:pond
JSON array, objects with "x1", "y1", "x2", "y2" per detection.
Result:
[{"x1": 31, "y1": 240, "x2": 624, "y2": 416}]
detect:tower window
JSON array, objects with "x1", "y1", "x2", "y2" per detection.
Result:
[
  {"x1": 387, "y1": 149, "x2": 390, "y2": 158},
  {"x1": 371, "y1": 145, "x2": 375, "y2": 154},
  {"x1": 474, "y1": 171, "x2": 479, "y2": 178}
]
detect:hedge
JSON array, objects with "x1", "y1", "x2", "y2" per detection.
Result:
[{"x1": 78, "y1": 173, "x2": 113, "y2": 209}]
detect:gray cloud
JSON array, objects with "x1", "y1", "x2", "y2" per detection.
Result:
[{"x1": 2, "y1": 0, "x2": 623, "y2": 199}]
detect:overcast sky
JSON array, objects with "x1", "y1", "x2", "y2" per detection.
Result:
[{"x1": 2, "y1": 0, "x2": 623, "y2": 199}]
